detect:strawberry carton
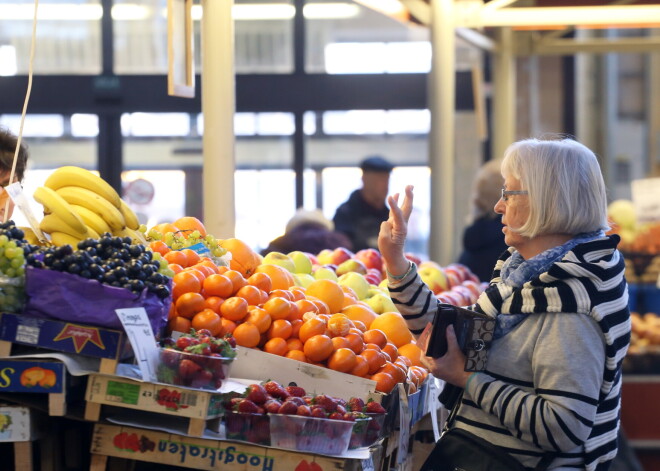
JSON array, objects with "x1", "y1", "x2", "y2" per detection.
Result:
[
  {"x1": 269, "y1": 414, "x2": 358, "y2": 455},
  {"x1": 224, "y1": 410, "x2": 270, "y2": 446}
]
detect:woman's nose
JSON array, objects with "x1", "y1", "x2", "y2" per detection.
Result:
[{"x1": 494, "y1": 198, "x2": 505, "y2": 214}]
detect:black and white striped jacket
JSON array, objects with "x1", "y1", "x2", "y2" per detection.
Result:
[{"x1": 389, "y1": 235, "x2": 631, "y2": 470}]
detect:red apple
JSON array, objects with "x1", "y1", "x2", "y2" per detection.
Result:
[
  {"x1": 444, "y1": 271, "x2": 461, "y2": 289},
  {"x1": 366, "y1": 268, "x2": 383, "y2": 284},
  {"x1": 330, "y1": 247, "x2": 354, "y2": 265},
  {"x1": 304, "y1": 252, "x2": 319, "y2": 266},
  {"x1": 462, "y1": 280, "x2": 482, "y2": 299},
  {"x1": 354, "y1": 249, "x2": 383, "y2": 271},
  {"x1": 445, "y1": 264, "x2": 470, "y2": 283},
  {"x1": 418, "y1": 262, "x2": 449, "y2": 294},
  {"x1": 404, "y1": 252, "x2": 423, "y2": 267},
  {"x1": 451, "y1": 285, "x2": 475, "y2": 305}
]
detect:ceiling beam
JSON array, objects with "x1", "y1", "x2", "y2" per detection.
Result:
[
  {"x1": 456, "y1": 27, "x2": 497, "y2": 51},
  {"x1": 517, "y1": 35, "x2": 660, "y2": 55},
  {"x1": 455, "y1": 4, "x2": 660, "y2": 28}
]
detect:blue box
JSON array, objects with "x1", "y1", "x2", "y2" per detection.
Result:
[
  {"x1": 628, "y1": 284, "x2": 639, "y2": 312},
  {"x1": 0, "y1": 359, "x2": 65, "y2": 393},
  {"x1": 0, "y1": 312, "x2": 128, "y2": 360}
]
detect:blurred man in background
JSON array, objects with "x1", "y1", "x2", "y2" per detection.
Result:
[{"x1": 333, "y1": 156, "x2": 393, "y2": 251}]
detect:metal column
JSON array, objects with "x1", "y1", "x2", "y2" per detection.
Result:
[
  {"x1": 428, "y1": 0, "x2": 455, "y2": 265},
  {"x1": 201, "y1": 0, "x2": 236, "y2": 238},
  {"x1": 492, "y1": 27, "x2": 516, "y2": 160}
]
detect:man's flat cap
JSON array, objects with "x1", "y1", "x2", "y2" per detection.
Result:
[{"x1": 360, "y1": 156, "x2": 394, "y2": 173}]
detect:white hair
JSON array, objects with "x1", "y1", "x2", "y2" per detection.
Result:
[{"x1": 501, "y1": 138, "x2": 610, "y2": 238}]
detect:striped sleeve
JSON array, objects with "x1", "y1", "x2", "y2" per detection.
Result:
[
  {"x1": 387, "y1": 265, "x2": 437, "y2": 335},
  {"x1": 465, "y1": 313, "x2": 605, "y2": 453}
]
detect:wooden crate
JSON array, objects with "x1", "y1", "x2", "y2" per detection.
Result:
[
  {"x1": 0, "y1": 359, "x2": 68, "y2": 416},
  {"x1": 0, "y1": 404, "x2": 43, "y2": 471},
  {"x1": 0, "y1": 312, "x2": 129, "y2": 375},
  {"x1": 89, "y1": 423, "x2": 363, "y2": 471},
  {"x1": 85, "y1": 374, "x2": 226, "y2": 437}
]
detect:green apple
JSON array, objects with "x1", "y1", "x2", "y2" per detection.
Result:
[
  {"x1": 287, "y1": 251, "x2": 313, "y2": 274},
  {"x1": 378, "y1": 279, "x2": 389, "y2": 290},
  {"x1": 293, "y1": 273, "x2": 315, "y2": 288},
  {"x1": 262, "y1": 251, "x2": 296, "y2": 273},
  {"x1": 368, "y1": 286, "x2": 388, "y2": 298},
  {"x1": 366, "y1": 292, "x2": 398, "y2": 314},
  {"x1": 338, "y1": 272, "x2": 370, "y2": 300},
  {"x1": 313, "y1": 266, "x2": 338, "y2": 281}
]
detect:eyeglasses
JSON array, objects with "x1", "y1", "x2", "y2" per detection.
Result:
[{"x1": 501, "y1": 188, "x2": 528, "y2": 202}]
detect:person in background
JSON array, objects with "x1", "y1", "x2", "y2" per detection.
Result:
[
  {"x1": 262, "y1": 208, "x2": 352, "y2": 255},
  {"x1": 457, "y1": 159, "x2": 508, "y2": 282},
  {"x1": 333, "y1": 156, "x2": 393, "y2": 251},
  {"x1": 0, "y1": 127, "x2": 29, "y2": 221},
  {"x1": 379, "y1": 137, "x2": 631, "y2": 470}
]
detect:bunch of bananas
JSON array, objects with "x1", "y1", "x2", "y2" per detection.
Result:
[{"x1": 33, "y1": 166, "x2": 146, "y2": 246}]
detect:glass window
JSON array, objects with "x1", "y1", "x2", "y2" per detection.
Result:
[
  {"x1": 0, "y1": 0, "x2": 102, "y2": 74},
  {"x1": 122, "y1": 170, "x2": 185, "y2": 227},
  {"x1": 71, "y1": 114, "x2": 99, "y2": 138},
  {"x1": 0, "y1": 114, "x2": 64, "y2": 138},
  {"x1": 121, "y1": 112, "x2": 190, "y2": 137}
]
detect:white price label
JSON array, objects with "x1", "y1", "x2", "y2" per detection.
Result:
[
  {"x1": 5, "y1": 182, "x2": 48, "y2": 242},
  {"x1": 115, "y1": 308, "x2": 159, "y2": 382}
]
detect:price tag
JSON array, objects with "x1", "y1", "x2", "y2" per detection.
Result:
[
  {"x1": 632, "y1": 178, "x2": 660, "y2": 223},
  {"x1": 115, "y1": 308, "x2": 159, "y2": 382},
  {"x1": 4, "y1": 182, "x2": 48, "y2": 242}
]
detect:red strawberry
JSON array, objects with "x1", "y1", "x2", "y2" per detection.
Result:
[
  {"x1": 196, "y1": 329, "x2": 213, "y2": 337},
  {"x1": 328, "y1": 412, "x2": 343, "y2": 420},
  {"x1": 189, "y1": 369, "x2": 213, "y2": 388},
  {"x1": 335, "y1": 404, "x2": 346, "y2": 415},
  {"x1": 303, "y1": 396, "x2": 314, "y2": 405},
  {"x1": 286, "y1": 385, "x2": 306, "y2": 397},
  {"x1": 278, "y1": 401, "x2": 299, "y2": 415},
  {"x1": 178, "y1": 359, "x2": 201, "y2": 379},
  {"x1": 342, "y1": 413, "x2": 356, "y2": 421},
  {"x1": 286, "y1": 396, "x2": 305, "y2": 407},
  {"x1": 264, "y1": 399, "x2": 282, "y2": 414},
  {"x1": 264, "y1": 381, "x2": 290, "y2": 400},
  {"x1": 365, "y1": 400, "x2": 386, "y2": 414},
  {"x1": 297, "y1": 404, "x2": 311, "y2": 416},
  {"x1": 237, "y1": 399, "x2": 259, "y2": 414},
  {"x1": 245, "y1": 384, "x2": 269, "y2": 405},
  {"x1": 176, "y1": 336, "x2": 195, "y2": 350},
  {"x1": 310, "y1": 407, "x2": 326, "y2": 418},
  {"x1": 348, "y1": 397, "x2": 365, "y2": 412},
  {"x1": 314, "y1": 395, "x2": 338, "y2": 413}
]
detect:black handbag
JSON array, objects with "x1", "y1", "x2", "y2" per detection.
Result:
[{"x1": 420, "y1": 393, "x2": 555, "y2": 471}]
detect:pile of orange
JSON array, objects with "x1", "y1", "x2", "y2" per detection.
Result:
[{"x1": 158, "y1": 233, "x2": 428, "y2": 395}]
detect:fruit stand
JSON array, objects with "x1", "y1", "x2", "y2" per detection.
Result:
[{"x1": 0, "y1": 166, "x2": 495, "y2": 470}]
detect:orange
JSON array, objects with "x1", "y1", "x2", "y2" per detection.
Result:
[
  {"x1": 407, "y1": 381, "x2": 418, "y2": 395},
  {"x1": 151, "y1": 223, "x2": 179, "y2": 236},
  {"x1": 382, "y1": 342, "x2": 399, "y2": 362},
  {"x1": 395, "y1": 355, "x2": 412, "y2": 368},
  {"x1": 287, "y1": 338, "x2": 304, "y2": 351},
  {"x1": 233, "y1": 322, "x2": 260, "y2": 348},
  {"x1": 327, "y1": 314, "x2": 352, "y2": 338},
  {"x1": 352, "y1": 320, "x2": 367, "y2": 332},
  {"x1": 245, "y1": 307, "x2": 272, "y2": 334},
  {"x1": 191, "y1": 309, "x2": 222, "y2": 336},
  {"x1": 269, "y1": 289, "x2": 295, "y2": 301},
  {"x1": 174, "y1": 216, "x2": 207, "y2": 238},
  {"x1": 175, "y1": 292, "x2": 206, "y2": 319},
  {"x1": 307, "y1": 297, "x2": 330, "y2": 315},
  {"x1": 364, "y1": 343, "x2": 382, "y2": 352},
  {"x1": 379, "y1": 361, "x2": 407, "y2": 384},
  {"x1": 263, "y1": 337, "x2": 288, "y2": 356},
  {"x1": 305, "y1": 280, "x2": 344, "y2": 314},
  {"x1": 298, "y1": 317, "x2": 327, "y2": 343},
  {"x1": 350, "y1": 355, "x2": 369, "y2": 377},
  {"x1": 149, "y1": 240, "x2": 170, "y2": 256},
  {"x1": 348, "y1": 327, "x2": 364, "y2": 338},
  {"x1": 296, "y1": 299, "x2": 319, "y2": 317},
  {"x1": 247, "y1": 272, "x2": 272, "y2": 293},
  {"x1": 235, "y1": 285, "x2": 264, "y2": 307},
  {"x1": 223, "y1": 270, "x2": 247, "y2": 295},
  {"x1": 203, "y1": 296, "x2": 225, "y2": 314},
  {"x1": 168, "y1": 316, "x2": 191, "y2": 334},
  {"x1": 220, "y1": 297, "x2": 249, "y2": 322},
  {"x1": 397, "y1": 343, "x2": 424, "y2": 368},
  {"x1": 194, "y1": 264, "x2": 216, "y2": 278},
  {"x1": 168, "y1": 303, "x2": 178, "y2": 320},
  {"x1": 172, "y1": 271, "x2": 202, "y2": 299},
  {"x1": 168, "y1": 263, "x2": 183, "y2": 274},
  {"x1": 410, "y1": 365, "x2": 429, "y2": 385},
  {"x1": 363, "y1": 329, "x2": 388, "y2": 349},
  {"x1": 187, "y1": 268, "x2": 206, "y2": 285},
  {"x1": 361, "y1": 348, "x2": 386, "y2": 375},
  {"x1": 165, "y1": 250, "x2": 188, "y2": 267},
  {"x1": 255, "y1": 264, "x2": 295, "y2": 291},
  {"x1": 342, "y1": 294, "x2": 358, "y2": 308},
  {"x1": 303, "y1": 335, "x2": 334, "y2": 362},
  {"x1": 286, "y1": 350, "x2": 307, "y2": 362},
  {"x1": 290, "y1": 319, "x2": 303, "y2": 338},
  {"x1": 203, "y1": 274, "x2": 233, "y2": 298},
  {"x1": 287, "y1": 302, "x2": 302, "y2": 322},
  {"x1": 220, "y1": 238, "x2": 261, "y2": 277},
  {"x1": 331, "y1": 336, "x2": 350, "y2": 351},
  {"x1": 327, "y1": 348, "x2": 357, "y2": 373},
  {"x1": 263, "y1": 297, "x2": 292, "y2": 321},
  {"x1": 345, "y1": 333, "x2": 365, "y2": 355},
  {"x1": 216, "y1": 266, "x2": 229, "y2": 274},
  {"x1": 288, "y1": 287, "x2": 306, "y2": 301},
  {"x1": 370, "y1": 312, "x2": 413, "y2": 347},
  {"x1": 181, "y1": 248, "x2": 201, "y2": 266},
  {"x1": 371, "y1": 371, "x2": 396, "y2": 394},
  {"x1": 220, "y1": 318, "x2": 237, "y2": 335},
  {"x1": 341, "y1": 304, "x2": 377, "y2": 330},
  {"x1": 197, "y1": 258, "x2": 220, "y2": 274},
  {"x1": 268, "y1": 319, "x2": 293, "y2": 340}
]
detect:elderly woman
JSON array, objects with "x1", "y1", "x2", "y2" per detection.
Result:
[
  {"x1": 0, "y1": 127, "x2": 29, "y2": 221},
  {"x1": 379, "y1": 138, "x2": 631, "y2": 471}
]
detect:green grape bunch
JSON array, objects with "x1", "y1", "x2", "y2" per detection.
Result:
[
  {"x1": 0, "y1": 220, "x2": 39, "y2": 313},
  {"x1": 147, "y1": 227, "x2": 227, "y2": 258}
]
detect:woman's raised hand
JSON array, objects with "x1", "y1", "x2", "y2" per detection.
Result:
[{"x1": 378, "y1": 185, "x2": 414, "y2": 277}]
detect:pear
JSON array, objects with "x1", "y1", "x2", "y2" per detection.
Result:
[
  {"x1": 288, "y1": 251, "x2": 313, "y2": 274},
  {"x1": 293, "y1": 273, "x2": 315, "y2": 288},
  {"x1": 313, "y1": 266, "x2": 338, "y2": 281},
  {"x1": 262, "y1": 251, "x2": 296, "y2": 273},
  {"x1": 338, "y1": 272, "x2": 370, "y2": 300},
  {"x1": 366, "y1": 292, "x2": 398, "y2": 314}
]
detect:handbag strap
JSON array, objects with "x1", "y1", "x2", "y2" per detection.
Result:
[{"x1": 442, "y1": 387, "x2": 556, "y2": 471}]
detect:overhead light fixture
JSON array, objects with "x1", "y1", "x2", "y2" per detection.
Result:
[
  {"x1": 303, "y1": 3, "x2": 361, "y2": 19},
  {"x1": 232, "y1": 4, "x2": 296, "y2": 20},
  {"x1": 111, "y1": 4, "x2": 151, "y2": 21},
  {"x1": 352, "y1": 0, "x2": 408, "y2": 21},
  {"x1": 0, "y1": 4, "x2": 103, "y2": 20},
  {"x1": 0, "y1": 45, "x2": 17, "y2": 76}
]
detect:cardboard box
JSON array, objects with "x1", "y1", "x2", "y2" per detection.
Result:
[
  {"x1": 0, "y1": 312, "x2": 129, "y2": 361},
  {"x1": 85, "y1": 374, "x2": 225, "y2": 420},
  {"x1": 233, "y1": 347, "x2": 379, "y2": 401},
  {"x1": 0, "y1": 405, "x2": 35, "y2": 442},
  {"x1": 621, "y1": 375, "x2": 660, "y2": 440},
  {"x1": 0, "y1": 359, "x2": 65, "y2": 394},
  {"x1": 91, "y1": 423, "x2": 354, "y2": 471}
]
